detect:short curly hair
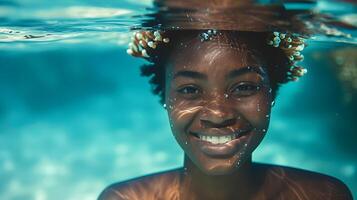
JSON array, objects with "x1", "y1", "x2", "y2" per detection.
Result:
[{"x1": 139, "y1": 30, "x2": 293, "y2": 105}]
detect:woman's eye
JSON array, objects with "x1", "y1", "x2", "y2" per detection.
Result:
[
  {"x1": 177, "y1": 85, "x2": 201, "y2": 98},
  {"x1": 231, "y1": 82, "x2": 260, "y2": 97}
]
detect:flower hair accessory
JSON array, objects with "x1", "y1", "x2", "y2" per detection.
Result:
[
  {"x1": 126, "y1": 30, "x2": 170, "y2": 58},
  {"x1": 127, "y1": 30, "x2": 308, "y2": 81},
  {"x1": 267, "y1": 31, "x2": 307, "y2": 81}
]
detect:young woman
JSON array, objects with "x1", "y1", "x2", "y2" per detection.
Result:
[
  {"x1": 98, "y1": 0, "x2": 353, "y2": 199},
  {"x1": 98, "y1": 29, "x2": 352, "y2": 200}
]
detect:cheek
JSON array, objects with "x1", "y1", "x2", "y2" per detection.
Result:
[
  {"x1": 167, "y1": 99, "x2": 203, "y2": 140},
  {"x1": 167, "y1": 103, "x2": 205, "y2": 155},
  {"x1": 239, "y1": 91, "x2": 272, "y2": 128},
  {"x1": 238, "y1": 91, "x2": 272, "y2": 152}
]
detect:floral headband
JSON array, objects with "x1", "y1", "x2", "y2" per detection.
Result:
[{"x1": 127, "y1": 30, "x2": 307, "y2": 81}]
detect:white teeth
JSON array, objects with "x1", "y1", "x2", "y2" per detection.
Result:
[{"x1": 199, "y1": 134, "x2": 237, "y2": 144}]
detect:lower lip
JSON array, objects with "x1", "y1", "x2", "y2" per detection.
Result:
[{"x1": 190, "y1": 132, "x2": 251, "y2": 158}]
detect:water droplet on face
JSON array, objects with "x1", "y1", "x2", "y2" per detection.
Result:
[
  {"x1": 183, "y1": 167, "x2": 188, "y2": 175},
  {"x1": 262, "y1": 129, "x2": 267, "y2": 133},
  {"x1": 163, "y1": 104, "x2": 167, "y2": 108},
  {"x1": 224, "y1": 93, "x2": 229, "y2": 99},
  {"x1": 269, "y1": 88, "x2": 272, "y2": 93},
  {"x1": 185, "y1": 141, "x2": 188, "y2": 145},
  {"x1": 169, "y1": 105, "x2": 173, "y2": 110},
  {"x1": 266, "y1": 114, "x2": 270, "y2": 118},
  {"x1": 271, "y1": 101, "x2": 275, "y2": 106},
  {"x1": 257, "y1": 104, "x2": 261, "y2": 112},
  {"x1": 244, "y1": 143, "x2": 248, "y2": 147}
]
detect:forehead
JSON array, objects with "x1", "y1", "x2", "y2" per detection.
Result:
[{"x1": 167, "y1": 34, "x2": 265, "y2": 75}]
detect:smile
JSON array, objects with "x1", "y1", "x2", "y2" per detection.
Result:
[
  {"x1": 190, "y1": 128, "x2": 251, "y2": 145},
  {"x1": 198, "y1": 133, "x2": 239, "y2": 144},
  {"x1": 189, "y1": 129, "x2": 252, "y2": 158}
]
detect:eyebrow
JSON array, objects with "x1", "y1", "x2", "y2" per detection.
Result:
[
  {"x1": 173, "y1": 66, "x2": 264, "y2": 80},
  {"x1": 226, "y1": 66, "x2": 264, "y2": 79},
  {"x1": 173, "y1": 70, "x2": 208, "y2": 80}
]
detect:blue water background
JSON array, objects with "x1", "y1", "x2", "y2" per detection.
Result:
[{"x1": 0, "y1": 0, "x2": 356, "y2": 199}]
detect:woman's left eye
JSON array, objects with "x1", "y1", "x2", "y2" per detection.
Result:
[{"x1": 230, "y1": 82, "x2": 260, "y2": 97}]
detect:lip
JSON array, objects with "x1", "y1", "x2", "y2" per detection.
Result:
[
  {"x1": 189, "y1": 129, "x2": 252, "y2": 158},
  {"x1": 190, "y1": 128, "x2": 250, "y2": 137}
]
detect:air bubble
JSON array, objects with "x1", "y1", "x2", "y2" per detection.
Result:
[
  {"x1": 183, "y1": 167, "x2": 188, "y2": 175},
  {"x1": 271, "y1": 101, "x2": 275, "y2": 106}
]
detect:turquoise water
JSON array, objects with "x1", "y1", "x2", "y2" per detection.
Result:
[{"x1": 1, "y1": 1, "x2": 356, "y2": 200}]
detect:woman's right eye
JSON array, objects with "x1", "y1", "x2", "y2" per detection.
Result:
[{"x1": 176, "y1": 85, "x2": 201, "y2": 98}]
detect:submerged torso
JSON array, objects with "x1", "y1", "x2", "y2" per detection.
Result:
[{"x1": 98, "y1": 163, "x2": 352, "y2": 200}]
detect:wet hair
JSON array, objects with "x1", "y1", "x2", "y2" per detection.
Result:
[{"x1": 140, "y1": 30, "x2": 291, "y2": 105}]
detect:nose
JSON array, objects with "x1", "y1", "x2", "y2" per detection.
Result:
[{"x1": 200, "y1": 101, "x2": 237, "y2": 128}]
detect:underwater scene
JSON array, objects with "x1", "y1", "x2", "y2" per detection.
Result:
[{"x1": 0, "y1": 0, "x2": 356, "y2": 199}]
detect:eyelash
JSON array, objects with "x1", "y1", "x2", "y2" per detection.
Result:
[
  {"x1": 176, "y1": 85, "x2": 201, "y2": 98},
  {"x1": 230, "y1": 82, "x2": 261, "y2": 97}
]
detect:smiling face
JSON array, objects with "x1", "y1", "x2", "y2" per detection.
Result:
[{"x1": 164, "y1": 32, "x2": 273, "y2": 175}]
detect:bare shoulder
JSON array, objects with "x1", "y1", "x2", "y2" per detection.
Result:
[
  {"x1": 97, "y1": 168, "x2": 181, "y2": 200},
  {"x1": 258, "y1": 163, "x2": 353, "y2": 200}
]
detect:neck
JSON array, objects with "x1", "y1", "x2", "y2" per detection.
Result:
[{"x1": 179, "y1": 155, "x2": 261, "y2": 200}]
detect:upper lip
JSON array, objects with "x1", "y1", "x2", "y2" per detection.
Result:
[{"x1": 190, "y1": 127, "x2": 252, "y2": 137}]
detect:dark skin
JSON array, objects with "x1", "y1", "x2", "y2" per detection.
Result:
[{"x1": 98, "y1": 35, "x2": 353, "y2": 200}]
